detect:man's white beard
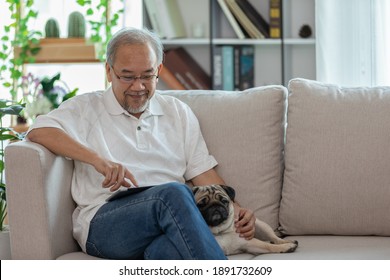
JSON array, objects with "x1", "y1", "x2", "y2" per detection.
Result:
[{"x1": 125, "y1": 98, "x2": 150, "y2": 114}]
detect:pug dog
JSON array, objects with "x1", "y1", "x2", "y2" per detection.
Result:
[{"x1": 192, "y1": 184, "x2": 298, "y2": 256}]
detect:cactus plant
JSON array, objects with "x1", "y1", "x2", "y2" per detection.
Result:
[
  {"x1": 45, "y1": 18, "x2": 60, "y2": 38},
  {"x1": 68, "y1": 11, "x2": 86, "y2": 38}
]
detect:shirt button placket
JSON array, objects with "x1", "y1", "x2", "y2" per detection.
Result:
[{"x1": 136, "y1": 124, "x2": 148, "y2": 150}]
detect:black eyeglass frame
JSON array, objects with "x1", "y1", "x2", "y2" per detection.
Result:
[{"x1": 110, "y1": 65, "x2": 159, "y2": 84}]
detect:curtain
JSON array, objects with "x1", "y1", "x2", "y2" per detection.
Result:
[{"x1": 316, "y1": 0, "x2": 390, "y2": 86}]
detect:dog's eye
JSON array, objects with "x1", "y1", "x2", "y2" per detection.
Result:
[
  {"x1": 221, "y1": 198, "x2": 229, "y2": 205},
  {"x1": 216, "y1": 193, "x2": 229, "y2": 203},
  {"x1": 197, "y1": 197, "x2": 209, "y2": 208}
]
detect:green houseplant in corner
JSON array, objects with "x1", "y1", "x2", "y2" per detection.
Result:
[
  {"x1": 76, "y1": 0, "x2": 123, "y2": 61},
  {"x1": 0, "y1": 0, "x2": 41, "y2": 102},
  {"x1": 0, "y1": 100, "x2": 24, "y2": 259}
]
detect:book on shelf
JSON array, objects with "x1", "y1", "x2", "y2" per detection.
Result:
[
  {"x1": 216, "y1": 0, "x2": 246, "y2": 39},
  {"x1": 239, "y1": 45, "x2": 255, "y2": 90},
  {"x1": 164, "y1": 47, "x2": 211, "y2": 90},
  {"x1": 236, "y1": 0, "x2": 270, "y2": 38},
  {"x1": 144, "y1": 0, "x2": 186, "y2": 39},
  {"x1": 212, "y1": 45, "x2": 254, "y2": 91},
  {"x1": 222, "y1": 45, "x2": 234, "y2": 91},
  {"x1": 212, "y1": 46, "x2": 223, "y2": 90},
  {"x1": 234, "y1": 46, "x2": 241, "y2": 90},
  {"x1": 269, "y1": 0, "x2": 281, "y2": 38},
  {"x1": 225, "y1": 0, "x2": 265, "y2": 39},
  {"x1": 144, "y1": 0, "x2": 164, "y2": 38},
  {"x1": 159, "y1": 67, "x2": 186, "y2": 90}
]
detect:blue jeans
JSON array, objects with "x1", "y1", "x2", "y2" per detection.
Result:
[{"x1": 86, "y1": 182, "x2": 227, "y2": 260}]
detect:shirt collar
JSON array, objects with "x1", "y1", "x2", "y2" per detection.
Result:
[{"x1": 103, "y1": 86, "x2": 164, "y2": 118}]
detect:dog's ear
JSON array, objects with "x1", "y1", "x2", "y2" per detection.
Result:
[
  {"x1": 220, "y1": 185, "x2": 236, "y2": 201},
  {"x1": 192, "y1": 186, "x2": 199, "y2": 195}
]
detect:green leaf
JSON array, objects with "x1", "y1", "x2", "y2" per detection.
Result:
[
  {"x1": 26, "y1": 0, "x2": 34, "y2": 8},
  {"x1": 2, "y1": 44, "x2": 9, "y2": 51},
  {"x1": 40, "y1": 73, "x2": 61, "y2": 93},
  {"x1": 27, "y1": 56, "x2": 36, "y2": 63},
  {"x1": 63, "y1": 88, "x2": 78, "y2": 102},
  {"x1": 0, "y1": 104, "x2": 24, "y2": 115},
  {"x1": 0, "y1": 134, "x2": 18, "y2": 141},
  {"x1": 30, "y1": 38, "x2": 40, "y2": 45},
  {"x1": 0, "y1": 99, "x2": 9, "y2": 107}
]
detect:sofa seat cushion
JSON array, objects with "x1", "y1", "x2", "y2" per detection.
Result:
[
  {"x1": 159, "y1": 86, "x2": 287, "y2": 231},
  {"x1": 57, "y1": 236, "x2": 390, "y2": 260},
  {"x1": 280, "y1": 78, "x2": 390, "y2": 236},
  {"x1": 228, "y1": 236, "x2": 390, "y2": 260},
  {"x1": 57, "y1": 252, "x2": 102, "y2": 260}
]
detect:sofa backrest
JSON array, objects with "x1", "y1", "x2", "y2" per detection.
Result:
[
  {"x1": 160, "y1": 86, "x2": 287, "y2": 231},
  {"x1": 280, "y1": 78, "x2": 390, "y2": 236}
]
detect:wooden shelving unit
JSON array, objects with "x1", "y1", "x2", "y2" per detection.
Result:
[
  {"x1": 143, "y1": 0, "x2": 316, "y2": 89},
  {"x1": 14, "y1": 38, "x2": 100, "y2": 63}
]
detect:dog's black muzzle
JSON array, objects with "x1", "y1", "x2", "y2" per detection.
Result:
[{"x1": 200, "y1": 203, "x2": 229, "y2": 227}]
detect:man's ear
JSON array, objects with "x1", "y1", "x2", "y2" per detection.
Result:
[
  {"x1": 221, "y1": 185, "x2": 235, "y2": 202},
  {"x1": 105, "y1": 62, "x2": 113, "y2": 83},
  {"x1": 156, "y1": 64, "x2": 163, "y2": 80}
]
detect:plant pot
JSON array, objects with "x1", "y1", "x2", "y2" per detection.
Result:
[{"x1": 0, "y1": 225, "x2": 11, "y2": 260}]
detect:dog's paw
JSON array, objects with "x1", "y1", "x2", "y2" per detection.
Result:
[{"x1": 283, "y1": 241, "x2": 298, "y2": 253}]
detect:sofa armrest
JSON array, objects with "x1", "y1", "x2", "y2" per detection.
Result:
[{"x1": 5, "y1": 141, "x2": 79, "y2": 259}]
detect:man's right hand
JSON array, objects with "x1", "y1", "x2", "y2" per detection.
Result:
[{"x1": 94, "y1": 158, "x2": 138, "y2": 192}]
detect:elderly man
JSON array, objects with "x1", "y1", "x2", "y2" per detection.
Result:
[{"x1": 27, "y1": 27, "x2": 255, "y2": 259}]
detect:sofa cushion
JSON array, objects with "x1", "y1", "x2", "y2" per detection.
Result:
[
  {"x1": 229, "y1": 236, "x2": 390, "y2": 260},
  {"x1": 280, "y1": 78, "x2": 390, "y2": 235},
  {"x1": 159, "y1": 86, "x2": 287, "y2": 231}
]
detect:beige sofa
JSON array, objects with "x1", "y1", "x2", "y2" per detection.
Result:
[{"x1": 5, "y1": 78, "x2": 390, "y2": 260}]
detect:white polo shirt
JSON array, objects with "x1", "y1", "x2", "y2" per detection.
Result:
[{"x1": 28, "y1": 87, "x2": 218, "y2": 252}]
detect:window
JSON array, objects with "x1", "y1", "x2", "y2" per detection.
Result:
[
  {"x1": 0, "y1": 0, "x2": 143, "y2": 99},
  {"x1": 316, "y1": 0, "x2": 390, "y2": 86}
]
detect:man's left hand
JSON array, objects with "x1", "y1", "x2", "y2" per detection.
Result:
[{"x1": 234, "y1": 206, "x2": 256, "y2": 240}]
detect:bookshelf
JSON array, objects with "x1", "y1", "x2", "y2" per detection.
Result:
[{"x1": 143, "y1": 0, "x2": 316, "y2": 89}]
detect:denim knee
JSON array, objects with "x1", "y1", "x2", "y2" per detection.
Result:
[{"x1": 156, "y1": 182, "x2": 194, "y2": 202}]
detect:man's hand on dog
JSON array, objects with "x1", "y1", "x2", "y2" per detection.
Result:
[{"x1": 234, "y1": 205, "x2": 256, "y2": 240}]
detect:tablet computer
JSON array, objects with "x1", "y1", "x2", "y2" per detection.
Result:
[{"x1": 106, "y1": 186, "x2": 154, "y2": 202}]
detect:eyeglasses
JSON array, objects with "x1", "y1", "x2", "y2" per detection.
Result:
[{"x1": 110, "y1": 65, "x2": 159, "y2": 84}]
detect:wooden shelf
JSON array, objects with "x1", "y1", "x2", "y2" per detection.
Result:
[
  {"x1": 162, "y1": 38, "x2": 210, "y2": 45},
  {"x1": 212, "y1": 38, "x2": 315, "y2": 45},
  {"x1": 162, "y1": 38, "x2": 315, "y2": 46},
  {"x1": 15, "y1": 38, "x2": 100, "y2": 63}
]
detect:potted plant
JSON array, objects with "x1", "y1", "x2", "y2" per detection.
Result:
[
  {"x1": 0, "y1": 100, "x2": 24, "y2": 260},
  {"x1": 0, "y1": 0, "x2": 41, "y2": 103},
  {"x1": 21, "y1": 72, "x2": 77, "y2": 124}
]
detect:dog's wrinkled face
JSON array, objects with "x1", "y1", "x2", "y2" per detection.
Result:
[{"x1": 192, "y1": 184, "x2": 235, "y2": 227}]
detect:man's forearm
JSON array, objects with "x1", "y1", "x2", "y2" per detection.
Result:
[
  {"x1": 28, "y1": 127, "x2": 138, "y2": 191},
  {"x1": 27, "y1": 127, "x2": 100, "y2": 166},
  {"x1": 191, "y1": 168, "x2": 225, "y2": 186}
]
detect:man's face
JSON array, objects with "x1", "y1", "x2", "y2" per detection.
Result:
[{"x1": 106, "y1": 43, "x2": 162, "y2": 118}]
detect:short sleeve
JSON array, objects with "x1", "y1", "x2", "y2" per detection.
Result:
[{"x1": 182, "y1": 104, "x2": 218, "y2": 180}]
